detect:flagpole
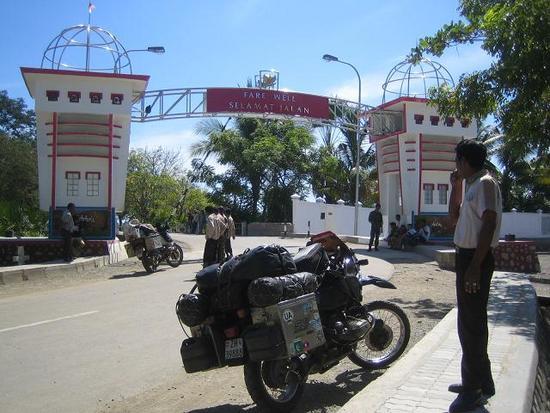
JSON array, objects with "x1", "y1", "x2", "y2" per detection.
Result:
[{"x1": 85, "y1": 2, "x2": 93, "y2": 71}]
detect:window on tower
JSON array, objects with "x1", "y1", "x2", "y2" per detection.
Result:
[
  {"x1": 438, "y1": 184, "x2": 448, "y2": 205},
  {"x1": 86, "y1": 172, "x2": 101, "y2": 196},
  {"x1": 66, "y1": 171, "x2": 80, "y2": 196},
  {"x1": 423, "y1": 183, "x2": 434, "y2": 205}
]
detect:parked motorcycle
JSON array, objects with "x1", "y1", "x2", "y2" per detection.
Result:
[
  {"x1": 123, "y1": 219, "x2": 183, "y2": 273},
  {"x1": 176, "y1": 231, "x2": 410, "y2": 412}
]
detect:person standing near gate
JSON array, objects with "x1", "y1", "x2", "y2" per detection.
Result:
[
  {"x1": 60, "y1": 203, "x2": 78, "y2": 262},
  {"x1": 225, "y1": 208, "x2": 236, "y2": 259},
  {"x1": 215, "y1": 207, "x2": 228, "y2": 263},
  {"x1": 447, "y1": 140, "x2": 502, "y2": 413},
  {"x1": 202, "y1": 206, "x2": 218, "y2": 267},
  {"x1": 368, "y1": 203, "x2": 383, "y2": 251}
]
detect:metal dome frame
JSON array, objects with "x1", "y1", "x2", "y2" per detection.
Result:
[
  {"x1": 41, "y1": 24, "x2": 131, "y2": 73},
  {"x1": 382, "y1": 57, "x2": 454, "y2": 103}
]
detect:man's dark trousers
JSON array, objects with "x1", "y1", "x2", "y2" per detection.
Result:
[
  {"x1": 203, "y1": 238, "x2": 218, "y2": 267},
  {"x1": 369, "y1": 226, "x2": 381, "y2": 249},
  {"x1": 61, "y1": 229, "x2": 73, "y2": 261},
  {"x1": 455, "y1": 248, "x2": 495, "y2": 391}
]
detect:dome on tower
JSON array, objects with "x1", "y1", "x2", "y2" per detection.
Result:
[
  {"x1": 382, "y1": 57, "x2": 454, "y2": 103},
  {"x1": 41, "y1": 25, "x2": 131, "y2": 73}
]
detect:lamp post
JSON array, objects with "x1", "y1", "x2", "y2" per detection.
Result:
[
  {"x1": 323, "y1": 54, "x2": 362, "y2": 236},
  {"x1": 114, "y1": 46, "x2": 165, "y2": 74}
]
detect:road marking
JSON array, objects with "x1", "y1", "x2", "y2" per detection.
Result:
[{"x1": 0, "y1": 311, "x2": 99, "y2": 333}]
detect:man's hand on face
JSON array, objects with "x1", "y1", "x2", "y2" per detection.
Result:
[
  {"x1": 464, "y1": 263, "x2": 481, "y2": 294},
  {"x1": 450, "y1": 169, "x2": 463, "y2": 186}
]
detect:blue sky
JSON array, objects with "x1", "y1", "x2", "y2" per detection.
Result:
[{"x1": 2, "y1": 0, "x2": 492, "y2": 169}]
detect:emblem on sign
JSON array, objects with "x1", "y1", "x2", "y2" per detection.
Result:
[{"x1": 282, "y1": 309, "x2": 294, "y2": 323}]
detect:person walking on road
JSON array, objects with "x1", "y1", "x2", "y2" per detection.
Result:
[
  {"x1": 447, "y1": 140, "x2": 502, "y2": 413},
  {"x1": 368, "y1": 203, "x2": 383, "y2": 251}
]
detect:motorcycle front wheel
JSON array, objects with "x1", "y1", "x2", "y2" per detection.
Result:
[
  {"x1": 244, "y1": 360, "x2": 305, "y2": 412},
  {"x1": 166, "y1": 244, "x2": 184, "y2": 268},
  {"x1": 348, "y1": 300, "x2": 410, "y2": 369},
  {"x1": 142, "y1": 252, "x2": 160, "y2": 274}
]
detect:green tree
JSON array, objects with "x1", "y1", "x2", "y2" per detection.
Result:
[
  {"x1": 411, "y1": 0, "x2": 549, "y2": 211},
  {"x1": 410, "y1": 0, "x2": 549, "y2": 153},
  {"x1": 191, "y1": 118, "x2": 315, "y2": 222},
  {"x1": 0, "y1": 91, "x2": 46, "y2": 236},
  {"x1": 124, "y1": 147, "x2": 210, "y2": 226}
]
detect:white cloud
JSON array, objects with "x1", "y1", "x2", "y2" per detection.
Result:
[{"x1": 324, "y1": 69, "x2": 390, "y2": 107}]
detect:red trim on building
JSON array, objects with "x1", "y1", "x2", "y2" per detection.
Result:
[
  {"x1": 414, "y1": 114, "x2": 424, "y2": 124},
  {"x1": 51, "y1": 113, "x2": 58, "y2": 209},
  {"x1": 48, "y1": 154, "x2": 120, "y2": 159},
  {"x1": 46, "y1": 90, "x2": 59, "y2": 101},
  {"x1": 86, "y1": 172, "x2": 101, "y2": 179},
  {"x1": 65, "y1": 171, "x2": 81, "y2": 178},
  {"x1": 422, "y1": 159, "x2": 455, "y2": 163},
  {"x1": 68, "y1": 91, "x2": 81, "y2": 103},
  {"x1": 370, "y1": 96, "x2": 429, "y2": 112},
  {"x1": 108, "y1": 114, "x2": 113, "y2": 210},
  {"x1": 407, "y1": 168, "x2": 416, "y2": 171},
  {"x1": 405, "y1": 149, "x2": 417, "y2": 153},
  {"x1": 423, "y1": 183, "x2": 435, "y2": 190},
  {"x1": 381, "y1": 141, "x2": 398, "y2": 148},
  {"x1": 385, "y1": 168, "x2": 399, "y2": 173},
  {"x1": 406, "y1": 158, "x2": 415, "y2": 162},
  {"x1": 404, "y1": 140, "x2": 416, "y2": 144},
  {"x1": 20, "y1": 67, "x2": 150, "y2": 82},
  {"x1": 47, "y1": 132, "x2": 121, "y2": 138},
  {"x1": 418, "y1": 133, "x2": 423, "y2": 214},
  {"x1": 46, "y1": 121, "x2": 122, "y2": 128},
  {"x1": 422, "y1": 168, "x2": 455, "y2": 171},
  {"x1": 437, "y1": 184, "x2": 449, "y2": 190},
  {"x1": 397, "y1": 135, "x2": 404, "y2": 216},
  {"x1": 422, "y1": 141, "x2": 458, "y2": 146},
  {"x1": 383, "y1": 160, "x2": 399, "y2": 165},
  {"x1": 48, "y1": 143, "x2": 121, "y2": 148},
  {"x1": 382, "y1": 150, "x2": 399, "y2": 156}
]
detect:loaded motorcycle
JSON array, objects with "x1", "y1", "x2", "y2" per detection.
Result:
[
  {"x1": 176, "y1": 231, "x2": 410, "y2": 412},
  {"x1": 123, "y1": 219, "x2": 183, "y2": 273}
]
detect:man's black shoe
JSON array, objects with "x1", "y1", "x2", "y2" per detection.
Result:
[
  {"x1": 448, "y1": 382, "x2": 495, "y2": 398},
  {"x1": 449, "y1": 390, "x2": 483, "y2": 413}
]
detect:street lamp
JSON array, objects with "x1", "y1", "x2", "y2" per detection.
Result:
[
  {"x1": 323, "y1": 54, "x2": 362, "y2": 236},
  {"x1": 114, "y1": 46, "x2": 165, "y2": 74}
]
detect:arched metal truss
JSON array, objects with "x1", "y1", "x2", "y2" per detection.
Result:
[
  {"x1": 130, "y1": 88, "x2": 402, "y2": 134},
  {"x1": 382, "y1": 57, "x2": 454, "y2": 103}
]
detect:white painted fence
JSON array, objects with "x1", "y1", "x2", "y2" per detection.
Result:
[{"x1": 292, "y1": 197, "x2": 550, "y2": 238}]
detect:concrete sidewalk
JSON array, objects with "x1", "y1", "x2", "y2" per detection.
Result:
[{"x1": 338, "y1": 270, "x2": 538, "y2": 413}]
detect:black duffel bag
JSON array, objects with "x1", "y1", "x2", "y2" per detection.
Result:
[
  {"x1": 196, "y1": 264, "x2": 221, "y2": 292},
  {"x1": 176, "y1": 293, "x2": 210, "y2": 327},
  {"x1": 221, "y1": 244, "x2": 297, "y2": 283},
  {"x1": 248, "y1": 272, "x2": 320, "y2": 307}
]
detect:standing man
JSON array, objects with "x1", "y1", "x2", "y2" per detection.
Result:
[
  {"x1": 368, "y1": 203, "x2": 383, "y2": 251},
  {"x1": 225, "y1": 209, "x2": 236, "y2": 259},
  {"x1": 202, "y1": 206, "x2": 218, "y2": 267},
  {"x1": 215, "y1": 207, "x2": 228, "y2": 263},
  {"x1": 60, "y1": 203, "x2": 78, "y2": 262},
  {"x1": 448, "y1": 140, "x2": 502, "y2": 413}
]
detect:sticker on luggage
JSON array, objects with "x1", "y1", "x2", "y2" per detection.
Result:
[{"x1": 225, "y1": 338, "x2": 244, "y2": 359}]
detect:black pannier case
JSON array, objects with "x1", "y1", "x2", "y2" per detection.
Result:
[
  {"x1": 180, "y1": 336, "x2": 219, "y2": 373},
  {"x1": 243, "y1": 326, "x2": 287, "y2": 361}
]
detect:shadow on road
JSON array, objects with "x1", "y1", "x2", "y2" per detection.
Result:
[
  {"x1": 390, "y1": 298, "x2": 454, "y2": 320},
  {"x1": 186, "y1": 368, "x2": 383, "y2": 413},
  {"x1": 109, "y1": 269, "x2": 165, "y2": 279}
]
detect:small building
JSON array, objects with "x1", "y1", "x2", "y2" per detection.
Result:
[
  {"x1": 368, "y1": 58, "x2": 477, "y2": 237},
  {"x1": 20, "y1": 25, "x2": 150, "y2": 239}
]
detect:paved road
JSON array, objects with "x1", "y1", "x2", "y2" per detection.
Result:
[{"x1": 0, "y1": 235, "x2": 393, "y2": 413}]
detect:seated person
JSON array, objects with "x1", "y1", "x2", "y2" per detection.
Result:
[
  {"x1": 394, "y1": 224, "x2": 408, "y2": 249},
  {"x1": 401, "y1": 224, "x2": 418, "y2": 248},
  {"x1": 416, "y1": 223, "x2": 431, "y2": 243},
  {"x1": 386, "y1": 222, "x2": 399, "y2": 248}
]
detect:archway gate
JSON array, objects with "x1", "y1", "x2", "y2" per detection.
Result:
[{"x1": 130, "y1": 87, "x2": 400, "y2": 135}]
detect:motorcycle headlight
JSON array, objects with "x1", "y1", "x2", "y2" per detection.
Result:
[{"x1": 343, "y1": 256, "x2": 359, "y2": 277}]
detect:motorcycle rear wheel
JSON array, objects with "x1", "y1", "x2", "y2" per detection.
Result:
[
  {"x1": 243, "y1": 360, "x2": 305, "y2": 412},
  {"x1": 348, "y1": 300, "x2": 410, "y2": 369},
  {"x1": 142, "y1": 253, "x2": 160, "y2": 273},
  {"x1": 166, "y1": 244, "x2": 183, "y2": 268}
]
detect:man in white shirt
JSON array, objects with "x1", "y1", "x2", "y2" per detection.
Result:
[
  {"x1": 202, "y1": 206, "x2": 219, "y2": 267},
  {"x1": 447, "y1": 140, "x2": 502, "y2": 413}
]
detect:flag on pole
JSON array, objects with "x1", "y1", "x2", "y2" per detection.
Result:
[{"x1": 88, "y1": 2, "x2": 95, "y2": 13}]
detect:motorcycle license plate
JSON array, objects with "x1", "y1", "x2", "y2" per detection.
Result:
[{"x1": 224, "y1": 338, "x2": 244, "y2": 360}]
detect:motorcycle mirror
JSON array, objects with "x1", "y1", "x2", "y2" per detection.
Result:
[{"x1": 357, "y1": 259, "x2": 369, "y2": 266}]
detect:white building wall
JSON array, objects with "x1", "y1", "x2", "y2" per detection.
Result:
[{"x1": 293, "y1": 199, "x2": 550, "y2": 239}]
